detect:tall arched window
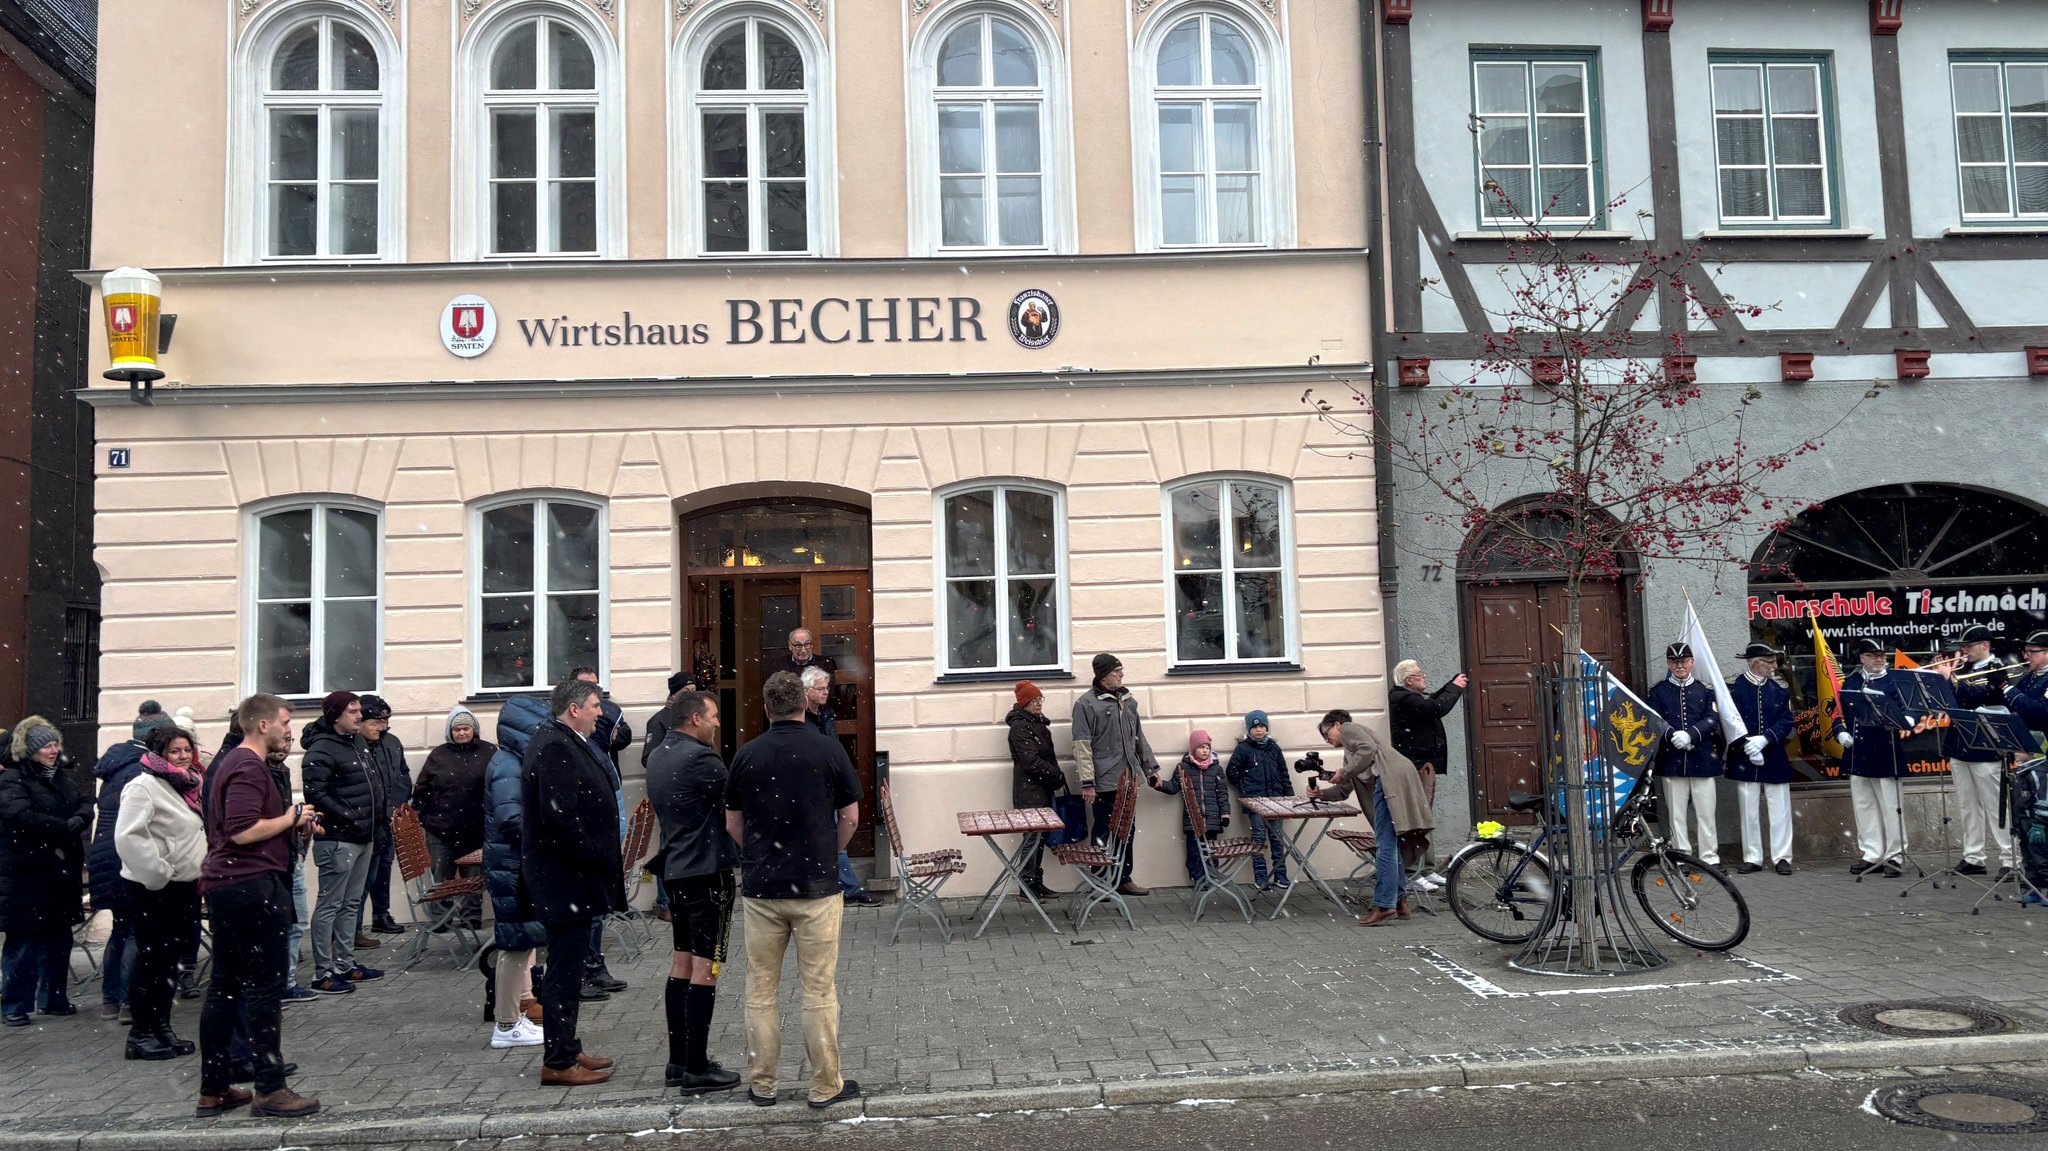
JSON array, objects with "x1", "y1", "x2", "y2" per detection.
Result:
[
  {"x1": 238, "y1": 6, "x2": 399, "y2": 261},
  {"x1": 1137, "y1": 5, "x2": 1289, "y2": 249},
  {"x1": 931, "y1": 12, "x2": 1045, "y2": 249},
  {"x1": 485, "y1": 14, "x2": 600, "y2": 255},
  {"x1": 247, "y1": 501, "x2": 383, "y2": 696},
  {"x1": 688, "y1": 13, "x2": 816, "y2": 254}
]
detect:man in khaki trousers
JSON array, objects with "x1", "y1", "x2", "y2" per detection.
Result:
[{"x1": 723, "y1": 671, "x2": 864, "y2": 1110}]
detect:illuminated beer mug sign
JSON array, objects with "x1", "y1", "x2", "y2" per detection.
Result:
[{"x1": 101, "y1": 266, "x2": 164, "y2": 382}]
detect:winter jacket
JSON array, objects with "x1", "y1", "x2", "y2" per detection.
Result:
[
  {"x1": 1648, "y1": 677, "x2": 1722, "y2": 778},
  {"x1": 519, "y1": 717, "x2": 626, "y2": 924},
  {"x1": 87, "y1": 740, "x2": 149, "y2": 914},
  {"x1": 1723, "y1": 674, "x2": 1797, "y2": 786},
  {"x1": 1317, "y1": 722, "x2": 1436, "y2": 835},
  {"x1": 1153, "y1": 754, "x2": 1232, "y2": 835},
  {"x1": 1070, "y1": 686, "x2": 1158, "y2": 793},
  {"x1": 1006, "y1": 705, "x2": 1066, "y2": 808},
  {"x1": 1389, "y1": 683, "x2": 1464, "y2": 771},
  {"x1": 115, "y1": 769, "x2": 206, "y2": 891},
  {"x1": 646, "y1": 733, "x2": 738, "y2": 882},
  {"x1": 365, "y1": 731, "x2": 412, "y2": 822},
  {"x1": 0, "y1": 754, "x2": 91, "y2": 933},
  {"x1": 1225, "y1": 736, "x2": 1292, "y2": 800},
  {"x1": 591, "y1": 699, "x2": 632, "y2": 772},
  {"x1": 643, "y1": 704, "x2": 679, "y2": 768},
  {"x1": 483, "y1": 695, "x2": 550, "y2": 951},
  {"x1": 413, "y1": 712, "x2": 495, "y2": 855},
  {"x1": 300, "y1": 717, "x2": 381, "y2": 844}
]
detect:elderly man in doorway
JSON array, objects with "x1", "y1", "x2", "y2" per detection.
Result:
[
  {"x1": 800, "y1": 666, "x2": 880, "y2": 907},
  {"x1": 1387, "y1": 659, "x2": 1468, "y2": 885},
  {"x1": 783, "y1": 629, "x2": 838, "y2": 733}
]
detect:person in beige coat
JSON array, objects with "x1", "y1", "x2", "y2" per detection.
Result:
[
  {"x1": 114, "y1": 727, "x2": 209, "y2": 1061},
  {"x1": 1312, "y1": 710, "x2": 1435, "y2": 927}
]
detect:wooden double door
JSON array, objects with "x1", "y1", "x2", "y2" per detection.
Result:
[{"x1": 1463, "y1": 579, "x2": 1633, "y2": 824}]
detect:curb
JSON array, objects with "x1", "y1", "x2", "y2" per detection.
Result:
[{"x1": 7, "y1": 1032, "x2": 2048, "y2": 1150}]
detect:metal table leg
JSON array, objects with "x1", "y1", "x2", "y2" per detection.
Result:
[
  {"x1": 972, "y1": 833, "x2": 1061, "y2": 938},
  {"x1": 1268, "y1": 820, "x2": 1348, "y2": 919}
]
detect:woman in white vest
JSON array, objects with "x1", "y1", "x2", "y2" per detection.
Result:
[{"x1": 115, "y1": 725, "x2": 209, "y2": 1062}]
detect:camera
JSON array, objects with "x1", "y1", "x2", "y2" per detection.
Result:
[{"x1": 1292, "y1": 750, "x2": 1325, "y2": 775}]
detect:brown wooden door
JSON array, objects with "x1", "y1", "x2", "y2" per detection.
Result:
[
  {"x1": 803, "y1": 571, "x2": 875, "y2": 856},
  {"x1": 1464, "y1": 578, "x2": 1631, "y2": 823},
  {"x1": 736, "y1": 580, "x2": 802, "y2": 749}
]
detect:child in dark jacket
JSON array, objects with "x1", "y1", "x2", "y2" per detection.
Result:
[
  {"x1": 1151, "y1": 731, "x2": 1232, "y2": 883},
  {"x1": 1225, "y1": 710, "x2": 1292, "y2": 889}
]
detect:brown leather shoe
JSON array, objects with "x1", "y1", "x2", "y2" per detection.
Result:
[
  {"x1": 1116, "y1": 882, "x2": 1151, "y2": 896},
  {"x1": 194, "y1": 1087, "x2": 252, "y2": 1118},
  {"x1": 520, "y1": 996, "x2": 544, "y2": 1023},
  {"x1": 353, "y1": 933, "x2": 382, "y2": 950},
  {"x1": 251, "y1": 1087, "x2": 321, "y2": 1118},
  {"x1": 1396, "y1": 896, "x2": 1411, "y2": 919},
  {"x1": 542, "y1": 1063, "x2": 613, "y2": 1086},
  {"x1": 1357, "y1": 906, "x2": 1400, "y2": 928},
  {"x1": 574, "y1": 1052, "x2": 615, "y2": 1071}
]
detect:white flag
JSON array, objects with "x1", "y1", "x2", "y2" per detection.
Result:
[{"x1": 1684, "y1": 599, "x2": 1751, "y2": 745}]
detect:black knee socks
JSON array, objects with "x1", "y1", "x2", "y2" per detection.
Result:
[
  {"x1": 664, "y1": 978, "x2": 690, "y2": 1068},
  {"x1": 684, "y1": 983, "x2": 718, "y2": 1074}
]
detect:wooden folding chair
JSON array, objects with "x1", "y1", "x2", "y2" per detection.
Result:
[
  {"x1": 603, "y1": 798, "x2": 658, "y2": 960},
  {"x1": 1051, "y1": 781, "x2": 1139, "y2": 931},
  {"x1": 1330, "y1": 827, "x2": 1437, "y2": 913},
  {"x1": 879, "y1": 781, "x2": 965, "y2": 943},
  {"x1": 1178, "y1": 776, "x2": 1258, "y2": 923},
  {"x1": 392, "y1": 805, "x2": 488, "y2": 969}
]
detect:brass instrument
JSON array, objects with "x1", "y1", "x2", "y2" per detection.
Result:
[{"x1": 1956, "y1": 661, "x2": 2027, "y2": 682}]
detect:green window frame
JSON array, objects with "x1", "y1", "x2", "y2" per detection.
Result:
[
  {"x1": 1709, "y1": 54, "x2": 1838, "y2": 227},
  {"x1": 1470, "y1": 50, "x2": 1603, "y2": 228},
  {"x1": 1950, "y1": 55, "x2": 2048, "y2": 222}
]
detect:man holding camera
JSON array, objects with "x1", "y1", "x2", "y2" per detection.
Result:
[{"x1": 1311, "y1": 711, "x2": 1434, "y2": 927}]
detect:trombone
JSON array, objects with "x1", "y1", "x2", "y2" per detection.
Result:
[{"x1": 1956, "y1": 661, "x2": 2028, "y2": 682}]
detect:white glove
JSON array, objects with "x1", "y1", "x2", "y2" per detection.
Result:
[
  {"x1": 1836, "y1": 731, "x2": 1854, "y2": 749},
  {"x1": 1747, "y1": 749, "x2": 1766, "y2": 767},
  {"x1": 1742, "y1": 735, "x2": 1766, "y2": 756},
  {"x1": 1670, "y1": 731, "x2": 1693, "y2": 751}
]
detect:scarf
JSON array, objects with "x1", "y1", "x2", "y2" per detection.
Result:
[
  {"x1": 1189, "y1": 750, "x2": 1215, "y2": 768},
  {"x1": 140, "y1": 751, "x2": 205, "y2": 814}
]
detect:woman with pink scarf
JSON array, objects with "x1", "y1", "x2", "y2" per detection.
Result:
[{"x1": 115, "y1": 726, "x2": 209, "y2": 1061}]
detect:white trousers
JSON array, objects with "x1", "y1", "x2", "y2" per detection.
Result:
[
  {"x1": 1662, "y1": 776, "x2": 1720, "y2": 864},
  {"x1": 1734, "y1": 780, "x2": 1794, "y2": 865},
  {"x1": 1951, "y1": 759, "x2": 2014, "y2": 868},
  {"x1": 1849, "y1": 776, "x2": 1905, "y2": 864}
]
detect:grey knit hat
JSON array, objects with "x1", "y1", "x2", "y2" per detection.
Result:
[{"x1": 133, "y1": 700, "x2": 177, "y2": 741}]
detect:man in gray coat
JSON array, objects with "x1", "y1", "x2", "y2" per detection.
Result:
[{"x1": 1070, "y1": 653, "x2": 1157, "y2": 895}]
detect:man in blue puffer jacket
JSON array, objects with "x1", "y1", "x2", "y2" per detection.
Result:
[
  {"x1": 483, "y1": 696, "x2": 552, "y2": 1048},
  {"x1": 87, "y1": 702, "x2": 180, "y2": 1019},
  {"x1": 1225, "y1": 710, "x2": 1293, "y2": 890}
]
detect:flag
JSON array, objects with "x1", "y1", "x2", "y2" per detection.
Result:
[
  {"x1": 1683, "y1": 599, "x2": 1751, "y2": 745},
  {"x1": 1580, "y1": 650, "x2": 1669, "y2": 814},
  {"x1": 1807, "y1": 610, "x2": 1844, "y2": 757},
  {"x1": 1894, "y1": 648, "x2": 1919, "y2": 670}
]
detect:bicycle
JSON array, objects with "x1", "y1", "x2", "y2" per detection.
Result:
[{"x1": 1443, "y1": 761, "x2": 1750, "y2": 951}]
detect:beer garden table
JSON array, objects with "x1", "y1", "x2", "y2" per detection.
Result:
[
  {"x1": 957, "y1": 807, "x2": 1066, "y2": 938},
  {"x1": 1239, "y1": 795, "x2": 1361, "y2": 919}
]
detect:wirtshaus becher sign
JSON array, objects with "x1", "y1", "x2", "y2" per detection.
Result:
[{"x1": 1746, "y1": 484, "x2": 2048, "y2": 785}]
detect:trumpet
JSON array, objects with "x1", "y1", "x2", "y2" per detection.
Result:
[{"x1": 1955, "y1": 661, "x2": 2028, "y2": 682}]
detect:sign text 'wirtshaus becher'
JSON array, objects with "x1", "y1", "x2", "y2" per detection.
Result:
[{"x1": 516, "y1": 297, "x2": 991, "y2": 349}]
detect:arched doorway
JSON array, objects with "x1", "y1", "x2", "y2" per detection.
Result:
[
  {"x1": 681, "y1": 496, "x2": 876, "y2": 855},
  {"x1": 1748, "y1": 483, "x2": 2048, "y2": 782},
  {"x1": 1457, "y1": 499, "x2": 1641, "y2": 823}
]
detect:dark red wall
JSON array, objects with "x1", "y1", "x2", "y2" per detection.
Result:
[{"x1": 0, "y1": 48, "x2": 47, "y2": 722}]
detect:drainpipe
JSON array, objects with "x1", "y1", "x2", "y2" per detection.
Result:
[{"x1": 1359, "y1": 0, "x2": 1400, "y2": 666}]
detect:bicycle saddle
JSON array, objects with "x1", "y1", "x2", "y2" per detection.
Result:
[{"x1": 1505, "y1": 791, "x2": 1543, "y2": 812}]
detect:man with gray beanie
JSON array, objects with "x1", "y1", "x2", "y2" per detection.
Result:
[{"x1": 1071, "y1": 654, "x2": 1157, "y2": 895}]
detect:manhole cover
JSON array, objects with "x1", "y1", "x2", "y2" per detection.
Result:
[
  {"x1": 1871, "y1": 1082, "x2": 2048, "y2": 1134},
  {"x1": 1839, "y1": 1000, "x2": 2012, "y2": 1038}
]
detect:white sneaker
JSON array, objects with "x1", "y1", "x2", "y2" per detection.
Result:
[
  {"x1": 1413, "y1": 873, "x2": 1444, "y2": 892},
  {"x1": 490, "y1": 1018, "x2": 544, "y2": 1049}
]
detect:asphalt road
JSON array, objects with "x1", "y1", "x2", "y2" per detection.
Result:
[{"x1": 413, "y1": 1064, "x2": 2048, "y2": 1151}]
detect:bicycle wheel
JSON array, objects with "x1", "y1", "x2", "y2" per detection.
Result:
[
  {"x1": 1631, "y1": 849, "x2": 1750, "y2": 951},
  {"x1": 1445, "y1": 841, "x2": 1555, "y2": 944}
]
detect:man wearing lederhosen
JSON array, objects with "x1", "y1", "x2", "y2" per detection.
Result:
[
  {"x1": 1724, "y1": 643, "x2": 1797, "y2": 875},
  {"x1": 1835, "y1": 637, "x2": 1913, "y2": 877},
  {"x1": 1648, "y1": 642, "x2": 1722, "y2": 865},
  {"x1": 1947, "y1": 625, "x2": 2017, "y2": 880}
]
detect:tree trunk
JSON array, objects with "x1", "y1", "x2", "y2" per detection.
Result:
[{"x1": 1560, "y1": 584, "x2": 1596, "y2": 969}]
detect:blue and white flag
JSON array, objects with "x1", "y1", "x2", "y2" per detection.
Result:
[{"x1": 1579, "y1": 650, "x2": 1668, "y2": 814}]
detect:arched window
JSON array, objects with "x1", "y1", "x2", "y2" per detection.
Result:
[
  {"x1": 921, "y1": 9, "x2": 1055, "y2": 251},
  {"x1": 1139, "y1": 7, "x2": 1285, "y2": 249},
  {"x1": 248, "y1": 501, "x2": 383, "y2": 696},
  {"x1": 685, "y1": 11, "x2": 818, "y2": 254},
  {"x1": 1163, "y1": 476, "x2": 1294, "y2": 666},
  {"x1": 484, "y1": 14, "x2": 600, "y2": 255},
  {"x1": 236, "y1": 6, "x2": 399, "y2": 261},
  {"x1": 473, "y1": 496, "x2": 608, "y2": 691},
  {"x1": 936, "y1": 483, "x2": 1066, "y2": 673}
]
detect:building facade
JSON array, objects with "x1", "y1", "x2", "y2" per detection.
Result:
[
  {"x1": 1375, "y1": 0, "x2": 2048, "y2": 852},
  {"x1": 85, "y1": 0, "x2": 1375, "y2": 889}
]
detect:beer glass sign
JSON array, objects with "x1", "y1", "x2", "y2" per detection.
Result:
[{"x1": 101, "y1": 267, "x2": 164, "y2": 381}]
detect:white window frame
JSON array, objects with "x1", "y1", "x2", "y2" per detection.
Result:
[
  {"x1": 1160, "y1": 474, "x2": 1297, "y2": 668},
  {"x1": 907, "y1": 1, "x2": 1075, "y2": 255},
  {"x1": 932, "y1": 481, "x2": 1070, "y2": 676},
  {"x1": 227, "y1": 1, "x2": 404, "y2": 264},
  {"x1": 471, "y1": 494, "x2": 610, "y2": 694},
  {"x1": 1471, "y1": 54, "x2": 1598, "y2": 228},
  {"x1": 1950, "y1": 58, "x2": 2048, "y2": 223},
  {"x1": 1131, "y1": 0, "x2": 1294, "y2": 252},
  {"x1": 1710, "y1": 58, "x2": 1834, "y2": 227},
  {"x1": 454, "y1": 1, "x2": 625, "y2": 261},
  {"x1": 243, "y1": 498, "x2": 385, "y2": 699},
  {"x1": 671, "y1": 1, "x2": 838, "y2": 257}
]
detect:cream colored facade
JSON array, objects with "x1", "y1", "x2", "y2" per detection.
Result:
[{"x1": 86, "y1": 0, "x2": 1377, "y2": 890}]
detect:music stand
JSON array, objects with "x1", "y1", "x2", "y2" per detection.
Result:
[
  {"x1": 1894, "y1": 669, "x2": 1977, "y2": 896},
  {"x1": 1953, "y1": 717, "x2": 2048, "y2": 913},
  {"x1": 1841, "y1": 685, "x2": 1922, "y2": 882}
]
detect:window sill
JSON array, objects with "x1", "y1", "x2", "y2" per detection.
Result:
[
  {"x1": 461, "y1": 690, "x2": 550, "y2": 709},
  {"x1": 933, "y1": 669, "x2": 1077, "y2": 686},
  {"x1": 1695, "y1": 228, "x2": 1872, "y2": 239},
  {"x1": 1452, "y1": 230, "x2": 1638, "y2": 242},
  {"x1": 1944, "y1": 225, "x2": 2048, "y2": 236},
  {"x1": 1165, "y1": 661, "x2": 1304, "y2": 677}
]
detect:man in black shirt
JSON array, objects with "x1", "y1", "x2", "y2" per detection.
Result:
[
  {"x1": 646, "y1": 691, "x2": 741, "y2": 1097},
  {"x1": 724, "y1": 672, "x2": 863, "y2": 1111}
]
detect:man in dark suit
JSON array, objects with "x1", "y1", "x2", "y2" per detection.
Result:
[{"x1": 520, "y1": 678, "x2": 625, "y2": 1087}]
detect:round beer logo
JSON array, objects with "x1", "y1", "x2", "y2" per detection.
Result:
[
  {"x1": 441, "y1": 294, "x2": 497, "y2": 358},
  {"x1": 1008, "y1": 289, "x2": 1059, "y2": 349}
]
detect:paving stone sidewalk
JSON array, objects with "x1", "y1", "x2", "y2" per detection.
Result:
[{"x1": 0, "y1": 861, "x2": 2041, "y2": 1144}]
